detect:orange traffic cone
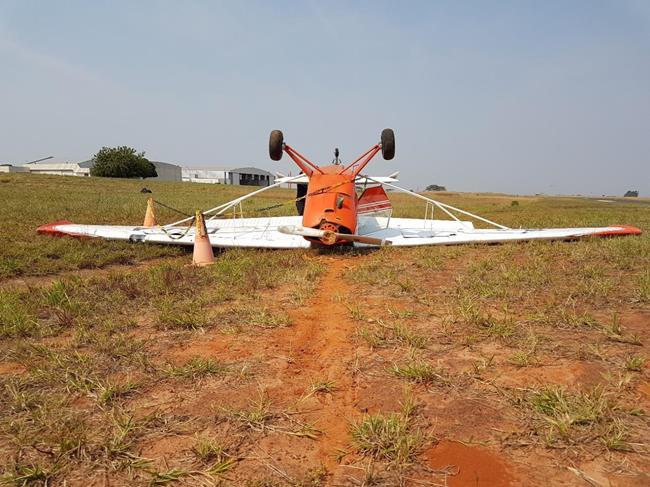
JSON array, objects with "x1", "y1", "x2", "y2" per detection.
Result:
[
  {"x1": 192, "y1": 211, "x2": 215, "y2": 266},
  {"x1": 143, "y1": 197, "x2": 158, "y2": 227}
]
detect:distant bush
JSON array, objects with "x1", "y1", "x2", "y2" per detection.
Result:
[
  {"x1": 624, "y1": 190, "x2": 639, "y2": 197},
  {"x1": 511, "y1": 200, "x2": 519, "y2": 207},
  {"x1": 90, "y1": 146, "x2": 157, "y2": 179},
  {"x1": 425, "y1": 184, "x2": 446, "y2": 191}
]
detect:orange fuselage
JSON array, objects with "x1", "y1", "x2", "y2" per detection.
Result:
[{"x1": 302, "y1": 165, "x2": 357, "y2": 235}]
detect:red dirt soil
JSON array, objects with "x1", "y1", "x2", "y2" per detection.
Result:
[
  {"x1": 426, "y1": 440, "x2": 514, "y2": 486},
  {"x1": 266, "y1": 257, "x2": 361, "y2": 472}
]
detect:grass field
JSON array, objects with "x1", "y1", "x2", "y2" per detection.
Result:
[{"x1": 1, "y1": 173, "x2": 649, "y2": 486}]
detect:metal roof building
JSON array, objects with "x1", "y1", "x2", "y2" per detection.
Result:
[
  {"x1": 182, "y1": 166, "x2": 275, "y2": 186},
  {"x1": 25, "y1": 160, "x2": 89, "y2": 177},
  {"x1": 0, "y1": 164, "x2": 30, "y2": 173}
]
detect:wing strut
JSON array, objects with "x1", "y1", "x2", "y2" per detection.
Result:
[
  {"x1": 362, "y1": 176, "x2": 510, "y2": 230},
  {"x1": 163, "y1": 174, "x2": 306, "y2": 228}
]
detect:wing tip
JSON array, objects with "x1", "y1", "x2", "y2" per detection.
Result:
[
  {"x1": 37, "y1": 220, "x2": 74, "y2": 236},
  {"x1": 593, "y1": 225, "x2": 642, "y2": 237}
]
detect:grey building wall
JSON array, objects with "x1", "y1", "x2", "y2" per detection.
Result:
[{"x1": 150, "y1": 162, "x2": 182, "y2": 181}]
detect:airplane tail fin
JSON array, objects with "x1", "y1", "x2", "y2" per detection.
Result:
[{"x1": 358, "y1": 186, "x2": 392, "y2": 215}]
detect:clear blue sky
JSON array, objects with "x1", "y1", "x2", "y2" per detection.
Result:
[{"x1": 1, "y1": 1, "x2": 648, "y2": 196}]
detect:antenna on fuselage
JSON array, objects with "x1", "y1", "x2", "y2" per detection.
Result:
[{"x1": 333, "y1": 147, "x2": 341, "y2": 165}]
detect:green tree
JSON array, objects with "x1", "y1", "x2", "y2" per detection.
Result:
[
  {"x1": 425, "y1": 184, "x2": 446, "y2": 191},
  {"x1": 90, "y1": 146, "x2": 157, "y2": 178}
]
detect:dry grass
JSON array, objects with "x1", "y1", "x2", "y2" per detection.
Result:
[
  {"x1": 1, "y1": 174, "x2": 649, "y2": 484},
  {"x1": 350, "y1": 395, "x2": 423, "y2": 464}
]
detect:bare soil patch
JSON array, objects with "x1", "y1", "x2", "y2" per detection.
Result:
[{"x1": 425, "y1": 440, "x2": 514, "y2": 486}]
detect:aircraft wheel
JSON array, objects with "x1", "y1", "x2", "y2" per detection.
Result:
[
  {"x1": 269, "y1": 130, "x2": 284, "y2": 161},
  {"x1": 381, "y1": 128, "x2": 395, "y2": 160}
]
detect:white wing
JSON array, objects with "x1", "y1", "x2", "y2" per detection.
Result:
[
  {"x1": 37, "y1": 177, "x2": 641, "y2": 249},
  {"x1": 38, "y1": 216, "x2": 310, "y2": 249},
  {"x1": 37, "y1": 216, "x2": 640, "y2": 249},
  {"x1": 356, "y1": 217, "x2": 641, "y2": 247}
]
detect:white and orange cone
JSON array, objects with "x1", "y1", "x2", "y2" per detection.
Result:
[
  {"x1": 143, "y1": 197, "x2": 158, "y2": 227},
  {"x1": 192, "y1": 211, "x2": 215, "y2": 266}
]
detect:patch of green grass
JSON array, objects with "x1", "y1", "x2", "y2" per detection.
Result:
[
  {"x1": 149, "y1": 468, "x2": 190, "y2": 485},
  {"x1": 603, "y1": 313, "x2": 642, "y2": 345},
  {"x1": 309, "y1": 379, "x2": 336, "y2": 395},
  {"x1": 389, "y1": 322, "x2": 428, "y2": 349},
  {"x1": 22, "y1": 346, "x2": 99, "y2": 395},
  {"x1": 155, "y1": 299, "x2": 207, "y2": 330},
  {"x1": 508, "y1": 350, "x2": 536, "y2": 367},
  {"x1": 386, "y1": 307, "x2": 415, "y2": 319},
  {"x1": 94, "y1": 379, "x2": 138, "y2": 405},
  {"x1": 192, "y1": 437, "x2": 237, "y2": 474},
  {"x1": 522, "y1": 385, "x2": 640, "y2": 449},
  {"x1": 390, "y1": 359, "x2": 451, "y2": 386},
  {"x1": 531, "y1": 306, "x2": 599, "y2": 330},
  {"x1": 346, "y1": 250, "x2": 410, "y2": 291},
  {"x1": 247, "y1": 308, "x2": 291, "y2": 328},
  {"x1": 193, "y1": 437, "x2": 228, "y2": 462},
  {"x1": 396, "y1": 278, "x2": 415, "y2": 294},
  {"x1": 227, "y1": 391, "x2": 274, "y2": 432},
  {"x1": 1, "y1": 463, "x2": 56, "y2": 486},
  {"x1": 530, "y1": 387, "x2": 610, "y2": 426},
  {"x1": 347, "y1": 303, "x2": 367, "y2": 321},
  {"x1": 623, "y1": 355, "x2": 646, "y2": 372},
  {"x1": 455, "y1": 254, "x2": 550, "y2": 301},
  {"x1": 601, "y1": 419, "x2": 632, "y2": 451},
  {"x1": 639, "y1": 269, "x2": 650, "y2": 303},
  {"x1": 357, "y1": 320, "x2": 428, "y2": 350},
  {"x1": 508, "y1": 334, "x2": 539, "y2": 367},
  {"x1": 79, "y1": 330, "x2": 150, "y2": 366},
  {"x1": 222, "y1": 391, "x2": 319, "y2": 439},
  {"x1": 166, "y1": 357, "x2": 228, "y2": 379},
  {"x1": 350, "y1": 395, "x2": 423, "y2": 464},
  {"x1": 4, "y1": 379, "x2": 41, "y2": 413},
  {"x1": 458, "y1": 297, "x2": 517, "y2": 340},
  {"x1": 105, "y1": 411, "x2": 141, "y2": 457},
  {"x1": 472, "y1": 354, "x2": 496, "y2": 376},
  {"x1": 0, "y1": 290, "x2": 40, "y2": 338},
  {"x1": 357, "y1": 325, "x2": 387, "y2": 348}
]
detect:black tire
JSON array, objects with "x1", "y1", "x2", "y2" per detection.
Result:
[
  {"x1": 381, "y1": 128, "x2": 395, "y2": 160},
  {"x1": 269, "y1": 130, "x2": 284, "y2": 161}
]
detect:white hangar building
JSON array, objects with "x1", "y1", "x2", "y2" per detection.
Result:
[{"x1": 182, "y1": 166, "x2": 275, "y2": 186}]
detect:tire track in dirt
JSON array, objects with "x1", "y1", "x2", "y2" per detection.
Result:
[
  {"x1": 265, "y1": 256, "x2": 361, "y2": 475},
  {"x1": 155, "y1": 254, "x2": 365, "y2": 480}
]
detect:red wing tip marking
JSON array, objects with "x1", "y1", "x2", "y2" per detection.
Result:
[
  {"x1": 37, "y1": 220, "x2": 73, "y2": 236},
  {"x1": 593, "y1": 225, "x2": 642, "y2": 237}
]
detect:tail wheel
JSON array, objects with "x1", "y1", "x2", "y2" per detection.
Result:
[
  {"x1": 269, "y1": 130, "x2": 284, "y2": 161},
  {"x1": 381, "y1": 128, "x2": 395, "y2": 160}
]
